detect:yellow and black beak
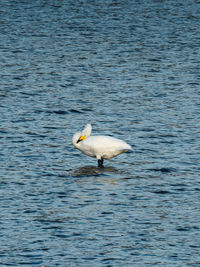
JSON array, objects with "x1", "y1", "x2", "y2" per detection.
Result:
[{"x1": 77, "y1": 135, "x2": 86, "y2": 143}]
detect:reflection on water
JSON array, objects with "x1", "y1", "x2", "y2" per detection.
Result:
[{"x1": 70, "y1": 165, "x2": 119, "y2": 177}]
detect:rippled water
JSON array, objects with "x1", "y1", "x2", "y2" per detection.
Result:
[{"x1": 1, "y1": 0, "x2": 200, "y2": 266}]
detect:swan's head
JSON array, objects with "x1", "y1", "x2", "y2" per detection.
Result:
[{"x1": 72, "y1": 124, "x2": 92, "y2": 148}]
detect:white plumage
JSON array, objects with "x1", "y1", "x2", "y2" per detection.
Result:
[{"x1": 72, "y1": 124, "x2": 132, "y2": 167}]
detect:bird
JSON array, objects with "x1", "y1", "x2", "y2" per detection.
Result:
[{"x1": 72, "y1": 123, "x2": 132, "y2": 167}]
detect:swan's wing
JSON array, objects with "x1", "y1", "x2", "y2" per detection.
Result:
[{"x1": 82, "y1": 136, "x2": 132, "y2": 159}]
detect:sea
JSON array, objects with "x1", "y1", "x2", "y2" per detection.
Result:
[{"x1": 0, "y1": 0, "x2": 200, "y2": 266}]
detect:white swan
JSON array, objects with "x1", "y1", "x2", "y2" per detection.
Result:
[{"x1": 72, "y1": 124, "x2": 132, "y2": 167}]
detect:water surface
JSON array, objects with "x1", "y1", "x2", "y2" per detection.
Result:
[{"x1": 0, "y1": 0, "x2": 200, "y2": 266}]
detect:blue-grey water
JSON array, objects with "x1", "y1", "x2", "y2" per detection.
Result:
[{"x1": 0, "y1": 0, "x2": 200, "y2": 266}]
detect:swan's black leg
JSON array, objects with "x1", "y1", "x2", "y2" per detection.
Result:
[{"x1": 98, "y1": 158, "x2": 104, "y2": 168}]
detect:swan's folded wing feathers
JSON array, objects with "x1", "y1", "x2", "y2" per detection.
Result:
[{"x1": 82, "y1": 136, "x2": 131, "y2": 159}]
